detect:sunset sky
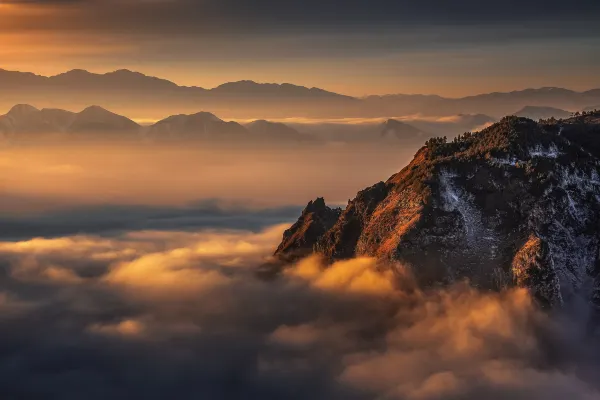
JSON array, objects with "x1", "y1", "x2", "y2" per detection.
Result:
[{"x1": 0, "y1": 0, "x2": 599, "y2": 96}]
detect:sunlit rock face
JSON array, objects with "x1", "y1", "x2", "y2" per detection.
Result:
[
  {"x1": 275, "y1": 113, "x2": 600, "y2": 307},
  {"x1": 274, "y1": 197, "x2": 342, "y2": 262}
]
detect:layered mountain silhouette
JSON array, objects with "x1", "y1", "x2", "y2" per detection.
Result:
[
  {"x1": 274, "y1": 112, "x2": 600, "y2": 308},
  {"x1": 514, "y1": 105, "x2": 573, "y2": 120},
  {"x1": 2, "y1": 68, "x2": 599, "y2": 119},
  {"x1": 0, "y1": 104, "x2": 140, "y2": 139},
  {"x1": 146, "y1": 112, "x2": 248, "y2": 140},
  {"x1": 145, "y1": 112, "x2": 317, "y2": 142},
  {"x1": 362, "y1": 87, "x2": 600, "y2": 118},
  {"x1": 0, "y1": 105, "x2": 315, "y2": 143}
]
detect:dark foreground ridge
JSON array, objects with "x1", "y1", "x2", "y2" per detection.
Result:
[{"x1": 274, "y1": 112, "x2": 600, "y2": 307}]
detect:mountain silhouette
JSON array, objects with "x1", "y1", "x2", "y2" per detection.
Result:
[
  {"x1": 245, "y1": 119, "x2": 313, "y2": 142},
  {"x1": 0, "y1": 104, "x2": 140, "y2": 139},
  {"x1": 379, "y1": 119, "x2": 429, "y2": 140},
  {"x1": 2, "y1": 68, "x2": 600, "y2": 119},
  {"x1": 514, "y1": 106, "x2": 572, "y2": 120},
  {"x1": 147, "y1": 112, "x2": 248, "y2": 140},
  {"x1": 68, "y1": 106, "x2": 141, "y2": 134}
]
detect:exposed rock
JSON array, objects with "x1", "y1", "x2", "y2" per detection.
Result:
[
  {"x1": 274, "y1": 198, "x2": 341, "y2": 262},
  {"x1": 275, "y1": 113, "x2": 600, "y2": 307},
  {"x1": 512, "y1": 235, "x2": 561, "y2": 308}
]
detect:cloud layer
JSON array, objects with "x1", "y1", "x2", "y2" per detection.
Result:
[
  {"x1": 4, "y1": 0, "x2": 600, "y2": 34},
  {"x1": 0, "y1": 224, "x2": 598, "y2": 399}
]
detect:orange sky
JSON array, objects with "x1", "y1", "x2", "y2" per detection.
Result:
[{"x1": 1, "y1": 0, "x2": 599, "y2": 96}]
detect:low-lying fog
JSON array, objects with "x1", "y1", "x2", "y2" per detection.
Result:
[{"x1": 0, "y1": 141, "x2": 416, "y2": 212}]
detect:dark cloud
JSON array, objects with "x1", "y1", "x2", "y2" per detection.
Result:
[{"x1": 4, "y1": 0, "x2": 600, "y2": 35}]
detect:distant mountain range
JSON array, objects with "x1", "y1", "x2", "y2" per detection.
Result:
[
  {"x1": 1, "y1": 103, "x2": 475, "y2": 145},
  {"x1": 1, "y1": 68, "x2": 599, "y2": 119},
  {"x1": 1, "y1": 102, "x2": 593, "y2": 147},
  {"x1": 0, "y1": 104, "x2": 141, "y2": 140},
  {"x1": 0, "y1": 104, "x2": 380, "y2": 144},
  {"x1": 513, "y1": 106, "x2": 573, "y2": 120}
]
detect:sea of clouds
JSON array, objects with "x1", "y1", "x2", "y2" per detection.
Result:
[{"x1": 0, "y1": 222, "x2": 598, "y2": 399}]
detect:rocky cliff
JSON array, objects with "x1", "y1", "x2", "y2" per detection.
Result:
[{"x1": 274, "y1": 113, "x2": 600, "y2": 307}]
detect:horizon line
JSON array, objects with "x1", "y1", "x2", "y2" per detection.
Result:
[{"x1": 2, "y1": 66, "x2": 599, "y2": 100}]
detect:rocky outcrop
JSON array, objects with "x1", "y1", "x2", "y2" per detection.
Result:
[
  {"x1": 275, "y1": 113, "x2": 600, "y2": 307},
  {"x1": 274, "y1": 198, "x2": 341, "y2": 262},
  {"x1": 512, "y1": 235, "x2": 561, "y2": 307}
]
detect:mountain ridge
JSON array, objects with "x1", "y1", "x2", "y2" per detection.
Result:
[
  {"x1": 514, "y1": 105, "x2": 573, "y2": 120},
  {"x1": 0, "y1": 104, "x2": 320, "y2": 143},
  {"x1": 0, "y1": 104, "x2": 141, "y2": 138},
  {"x1": 1, "y1": 68, "x2": 599, "y2": 119},
  {"x1": 273, "y1": 111, "x2": 600, "y2": 307}
]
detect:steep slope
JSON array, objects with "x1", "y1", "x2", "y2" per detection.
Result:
[
  {"x1": 274, "y1": 198, "x2": 342, "y2": 262},
  {"x1": 275, "y1": 113, "x2": 600, "y2": 307}
]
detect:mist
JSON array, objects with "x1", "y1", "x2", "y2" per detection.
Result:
[{"x1": 0, "y1": 141, "x2": 416, "y2": 212}]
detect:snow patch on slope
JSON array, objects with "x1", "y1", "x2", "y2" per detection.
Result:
[{"x1": 529, "y1": 144, "x2": 561, "y2": 158}]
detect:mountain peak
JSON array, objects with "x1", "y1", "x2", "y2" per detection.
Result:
[
  {"x1": 80, "y1": 105, "x2": 112, "y2": 114},
  {"x1": 110, "y1": 69, "x2": 137, "y2": 75},
  {"x1": 304, "y1": 197, "x2": 327, "y2": 213},
  {"x1": 274, "y1": 115, "x2": 600, "y2": 307},
  {"x1": 380, "y1": 118, "x2": 427, "y2": 139},
  {"x1": 7, "y1": 104, "x2": 40, "y2": 117},
  {"x1": 190, "y1": 111, "x2": 220, "y2": 119},
  {"x1": 60, "y1": 69, "x2": 93, "y2": 77},
  {"x1": 274, "y1": 198, "x2": 342, "y2": 261}
]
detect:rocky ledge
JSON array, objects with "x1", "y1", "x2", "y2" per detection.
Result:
[{"x1": 274, "y1": 112, "x2": 600, "y2": 307}]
